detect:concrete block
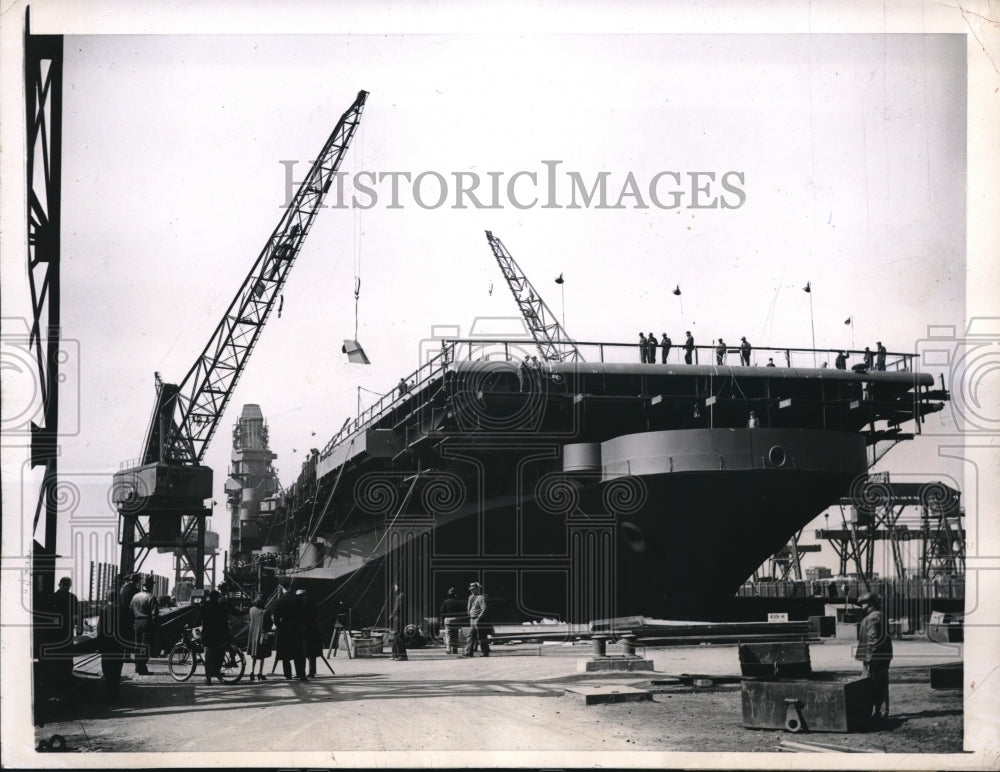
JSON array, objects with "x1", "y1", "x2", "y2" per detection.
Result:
[
  {"x1": 741, "y1": 677, "x2": 871, "y2": 733},
  {"x1": 564, "y1": 685, "x2": 653, "y2": 705},
  {"x1": 577, "y1": 657, "x2": 654, "y2": 673}
]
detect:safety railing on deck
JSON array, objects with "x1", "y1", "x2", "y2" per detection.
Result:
[{"x1": 318, "y1": 338, "x2": 917, "y2": 459}]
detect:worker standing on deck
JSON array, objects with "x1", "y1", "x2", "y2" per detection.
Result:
[
  {"x1": 660, "y1": 333, "x2": 671, "y2": 363},
  {"x1": 130, "y1": 576, "x2": 159, "y2": 676},
  {"x1": 739, "y1": 337, "x2": 752, "y2": 366},
  {"x1": 439, "y1": 587, "x2": 467, "y2": 654},
  {"x1": 638, "y1": 333, "x2": 648, "y2": 363},
  {"x1": 875, "y1": 342, "x2": 887, "y2": 371},
  {"x1": 856, "y1": 591, "x2": 893, "y2": 720},
  {"x1": 863, "y1": 346, "x2": 874, "y2": 371},
  {"x1": 274, "y1": 578, "x2": 307, "y2": 680},
  {"x1": 647, "y1": 332, "x2": 657, "y2": 364},
  {"x1": 389, "y1": 580, "x2": 408, "y2": 661},
  {"x1": 835, "y1": 351, "x2": 848, "y2": 370},
  {"x1": 716, "y1": 338, "x2": 727, "y2": 365},
  {"x1": 463, "y1": 582, "x2": 490, "y2": 657},
  {"x1": 684, "y1": 332, "x2": 695, "y2": 364}
]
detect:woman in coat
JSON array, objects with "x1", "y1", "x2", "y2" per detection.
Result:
[{"x1": 246, "y1": 594, "x2": 272, "y2": 682}]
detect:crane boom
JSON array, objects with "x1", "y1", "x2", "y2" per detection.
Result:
[
  {"x1": 144, "y1": 90, "x2": 368, "y2": 466},
  {"x1": 114, "y1": 90, "x2": 368, "y2": 586},
  {"x1": 485, "y1": 230, "x2": 582, "y2": 362}
]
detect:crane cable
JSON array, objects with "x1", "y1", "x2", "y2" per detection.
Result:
[{"x1": 352, "y1": 117, "x2": 364, "y2": 340}]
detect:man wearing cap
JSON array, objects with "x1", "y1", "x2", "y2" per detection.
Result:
[
  {"x1": 130, "y1": 576, "x2": 159, "y2": 675},
  {"x1": 463, "y1": 582, "x2": 490, "y2": 657},
  {"x1": 439, "y1": 587, "x2": 466, "y2": 654},
  {"x1": 856, "y1": 592, "x2": 893, "y2": 719}
]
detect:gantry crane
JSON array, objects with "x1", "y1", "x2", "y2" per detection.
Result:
[
  {"x1": 112, "y1": 90, "x2": 369, "y2": 587},
  {"x1": 484, "y1": 231, "x2": 582, "y2": 362}
]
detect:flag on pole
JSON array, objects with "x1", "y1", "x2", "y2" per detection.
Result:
[
  {"x1": 803, "y1": 281, "x2": 811, "y2": 293},
  {"x1": 844, "y1": 316, "x2": 852, "y2": 325}
]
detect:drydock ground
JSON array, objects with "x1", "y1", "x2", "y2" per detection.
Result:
[{"x1": 31, "y1": 637, "x2": 963, "y2": 757}]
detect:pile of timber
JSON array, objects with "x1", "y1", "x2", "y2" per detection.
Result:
[
  {"x1": 486, "y1": 617, "x2": 819, "y2": 646},
  {"x1": 589, "y1": 616, "x2": 819, "y2": 646}
]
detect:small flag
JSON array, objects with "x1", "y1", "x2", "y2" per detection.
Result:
[
  {"x1": 803, "y1": 281, "x2": 811, "y2": 293},
  {"x1": 554, "y1": 273, "x2": 564, "y2": 285},
  {"x1": 844, "y1": 316, "x2": 852, "y2": 325},
  {"x1": 673, "y1": 285, "x2": 681, "y2": 296}
]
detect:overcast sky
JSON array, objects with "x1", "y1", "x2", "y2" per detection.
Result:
[{"x1": 8, "y1": 29, "x2": 970, "y2": 580}]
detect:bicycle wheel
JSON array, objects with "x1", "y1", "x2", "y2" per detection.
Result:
[
  {"x1": 167, "y1": 642, "x2": 197, "y2": 682},
  {"x1": 218, "y1": 645, "x2": 245, "y2": 683}
]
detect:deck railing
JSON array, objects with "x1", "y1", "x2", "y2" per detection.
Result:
[{"x1": 319, "y1": 338, "x2": 916, "y2": 459}]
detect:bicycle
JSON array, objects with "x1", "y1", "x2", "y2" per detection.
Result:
[{"x1": 167, "y1": 625, "x2": 246, "y2": 683}]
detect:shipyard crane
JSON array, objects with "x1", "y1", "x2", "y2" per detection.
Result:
[
  {"x1": 112, "y1": 91, "x2": 369, "y2": 587},
  {"x1": 484, "y1": 230, "x2": 583, "y2": 362}
]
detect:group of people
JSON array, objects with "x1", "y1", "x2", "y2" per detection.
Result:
[
  {"x1": 638, "y1": 332, "x2": 672, "y2": 364},
  {"x1": 639, "y1": 333, "x2": 754, "y2": 366},
  {"x1": 436, "y1": 582, "x2": 491, "y2": 658},
  {"x1": 844, "y1": 341, "x2": 888, "y2": 372},
  {"x1": 92, "y1": 573, "x2": 159, "y2": 699},
  {"x1": 265, "y1": 579, "x2": 324, "y2": 681}
]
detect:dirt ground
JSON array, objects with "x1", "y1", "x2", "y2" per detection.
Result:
[{"x1": 23, "y1": 640, "x2": 964, "y2": 759}]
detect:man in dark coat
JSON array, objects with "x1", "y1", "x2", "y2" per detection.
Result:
[
  {"x1": 199, "y1": 590, "x2": 232, "y2": 684},
  {"x1": 51, "y1": 576, "x2": 81, "y2": 681},
  {"x1": 856, "y1": 591, "x2": 893, "y2": 719},
  {"x1": 646, "y1": 332, "x2": 657, "y2": 364},
  {"x1": 739, "y1": 337, "x2": 752, "y2": 366},
  {"x1": 96, "y1": 590, "x2": 126, "y2": 699},
  {"x1": 273, "y1": 580, "x2": 307, "y2": 680},
  {"x1": 298, "y1": 589, "x2": 323, "y2": 677},
  {"x1": 638, "y1": 333, "x2": 648, "y2": 363},
  {"x1": 389, "y1": 581, "x2": 408, "y2": 661},
  {"x1": 439, "y1": 587, "x2": 467, "y2": 654}
]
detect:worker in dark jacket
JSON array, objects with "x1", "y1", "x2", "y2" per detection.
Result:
[
  {"x1": 439, "y1": 587, "x2": 467, "y2": 654},
  {"x1": 856, "y1": 591, "x2": 893, "y2": 719},
  {"x1": 273, "y1": 580, "x2": 307, "y2": 680}
]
